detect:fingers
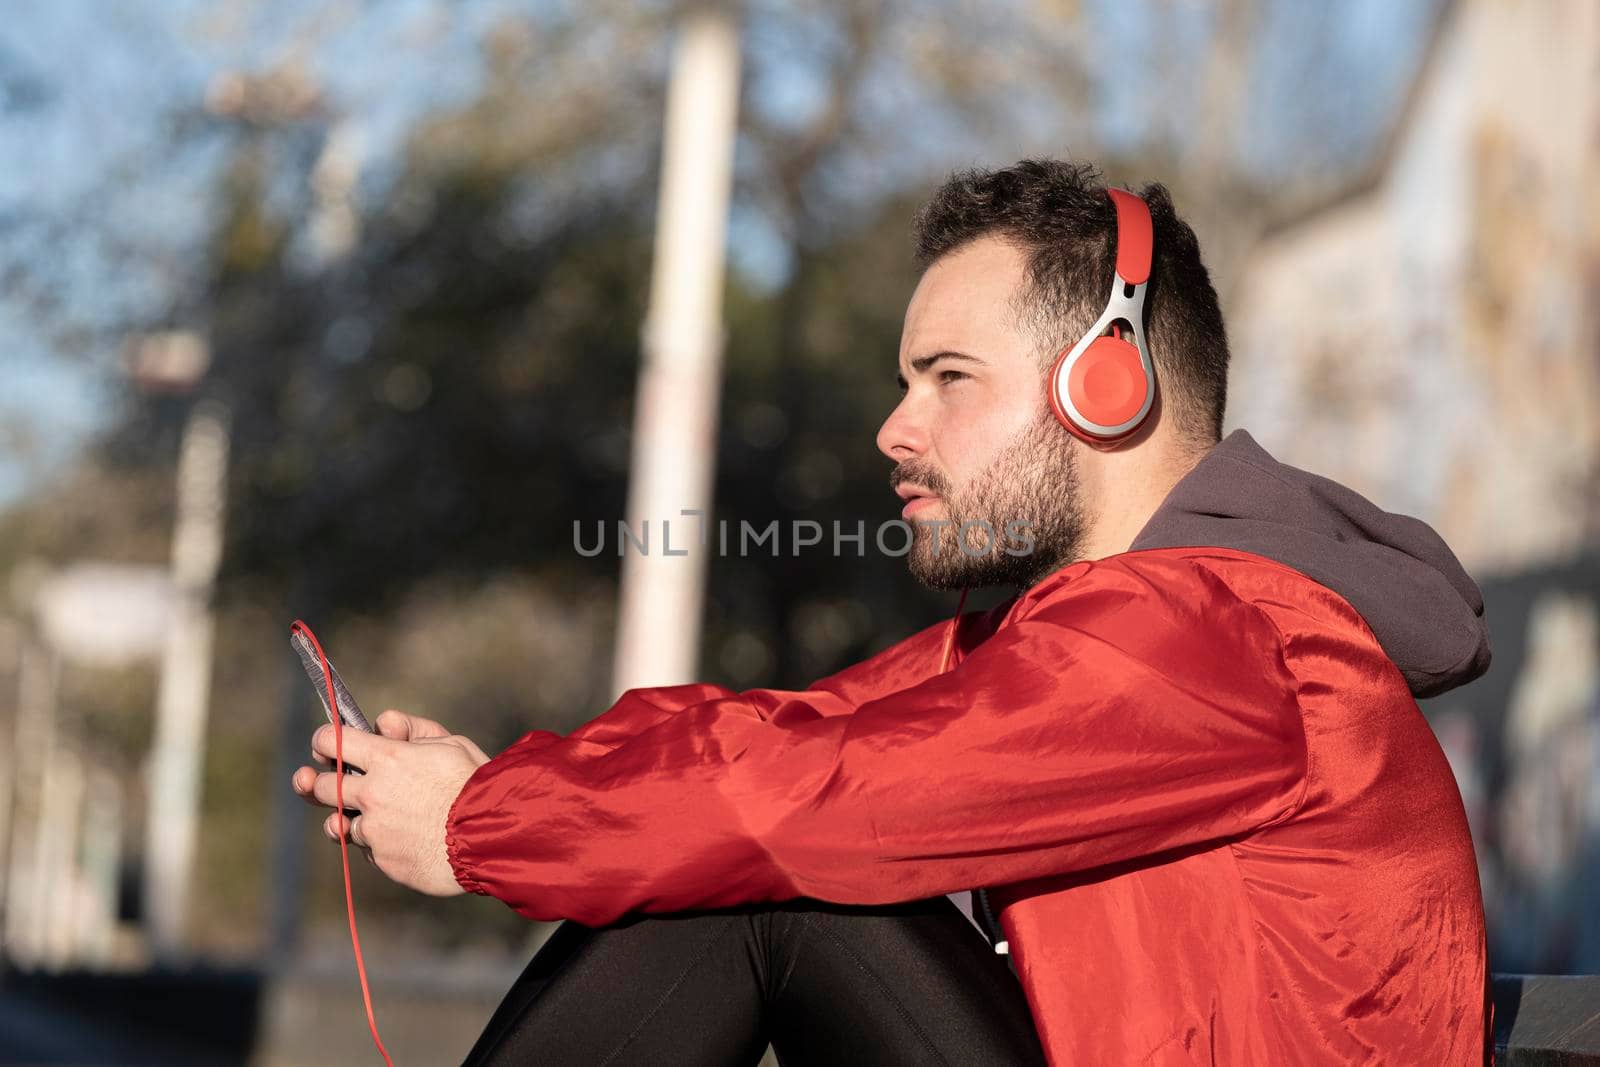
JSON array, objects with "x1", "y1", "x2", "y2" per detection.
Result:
[
  {"x1": 323, "y1": 811, "x2": 370, "y2": 847},
  {"x1": 300, "y1": 765, "x2": 367, "y2": 810},
  {"x1": 292, "y1": 764, "x2": 357, "y2": 806},
  {"x1": 323, "y1": 813, "x2": 377, "y2": 864},
  {"x1": 311, "y1": 723, "x2": 394, "y2": 769},
  {"x1": 292, "y1": 766, "x2": 319, "y2": 803},
  {"x1": 375, "y1": 710, "x2": 451, "y2": 741}
]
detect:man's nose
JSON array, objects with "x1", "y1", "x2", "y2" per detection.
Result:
[{"x1": 876, "y1": 396, "x2": 929, "y2": 462}]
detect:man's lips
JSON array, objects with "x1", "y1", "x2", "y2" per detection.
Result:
[{"x1": 896, "y1": 485, "x2": 942, "y2": 519}]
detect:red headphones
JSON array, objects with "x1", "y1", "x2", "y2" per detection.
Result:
[{"x1": 1047, "y1": 188, "x2": 1156, "y2": 445}]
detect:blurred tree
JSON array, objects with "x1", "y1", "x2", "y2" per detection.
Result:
[{"x1": 0, "y1": 0, "x2": 1450, "y2": 955}]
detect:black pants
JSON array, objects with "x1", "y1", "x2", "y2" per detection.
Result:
[{"x1": 460, "y1": 896, "x2": 1048, "y2": 1066}]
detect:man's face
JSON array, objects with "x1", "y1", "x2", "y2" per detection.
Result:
[{"x1": 877, "y1": 236, "x2": 1087, "y2": 590}]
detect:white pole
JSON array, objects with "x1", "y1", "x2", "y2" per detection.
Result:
[
  {"x1": 143, "y1": 399, "x2": 230, "y2": 957},
  {"x1": 0, "y1": 618, "x2": 20, "y2": 957},
  {"x1": 38, "y1": 747, "x2": 84, "y2": 969},
  {"x1": 4, "y1": 636, "x2": 58, "y2": 966},
  {"x1": 76, "y1": 769, "x2": 123, "y2": 966},
  {"x1": 612, "y1": 6, "x2": 742, "y2": 696}
]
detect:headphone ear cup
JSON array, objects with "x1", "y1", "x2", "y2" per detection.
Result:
[{"x1": 1048, "y1": 335, "x2": 1152, "y2": 441}]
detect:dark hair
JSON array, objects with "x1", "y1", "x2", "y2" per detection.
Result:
[{"x1": 911, "y1": 159, "x2": 1228, "y2": 447}]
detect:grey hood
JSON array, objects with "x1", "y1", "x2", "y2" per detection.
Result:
[{"x1": 1130, "y1": 428, "x2": 1491, "y2": 698}]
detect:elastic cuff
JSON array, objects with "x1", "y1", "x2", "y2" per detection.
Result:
[{"x1": 444, "y1": 766, "x2": 492, "y2": 896}]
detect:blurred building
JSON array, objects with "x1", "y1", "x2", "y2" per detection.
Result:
[{"x1": 1225, "y1": 0, "x2": 1600, "y2": 973}]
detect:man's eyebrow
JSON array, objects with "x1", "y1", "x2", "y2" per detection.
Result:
[
  {"x1": 911, "y1": 350, "x2": 984, "y2": 373},
  {"x1": 897, "y1": 350, "x2": 985, "y2": 387}
]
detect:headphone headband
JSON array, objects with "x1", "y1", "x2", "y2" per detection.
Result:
[{"x1": 1105, "y1": 188, "x2": 1153, "y2": 286}]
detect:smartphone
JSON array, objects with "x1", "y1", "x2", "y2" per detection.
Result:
[{"x1": 290, "y1": 622, "x2": 374, "y2": 775}]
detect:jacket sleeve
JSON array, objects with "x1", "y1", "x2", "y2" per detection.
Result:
[
  {"x1": 445, "y1": 555, "x2": 1308, "y2": 925},
  {"x1": 557, "y1": 614, "x2": 960, "y2": 753}
]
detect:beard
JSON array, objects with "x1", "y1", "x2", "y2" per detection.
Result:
[{"x1": 892, "y1": 412, "x2": 1088, "y2": 592}]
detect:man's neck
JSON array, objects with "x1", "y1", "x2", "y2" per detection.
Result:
[{"x1": 1077, "y1": 441, "x2": 1211, "y2": 562}]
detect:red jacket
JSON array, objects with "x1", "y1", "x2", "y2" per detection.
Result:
[{"x1": 447, "y1": 431, "x2": 1493, "y2": 1064}]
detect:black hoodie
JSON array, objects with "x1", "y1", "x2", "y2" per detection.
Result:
[{"x1": 1131, "y1": 428, "x2": 1492, "y2": 699}]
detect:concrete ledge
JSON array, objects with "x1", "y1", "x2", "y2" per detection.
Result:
[{"x1": 1494, "y1": 974, "x2": 1600, "y2": 1065}]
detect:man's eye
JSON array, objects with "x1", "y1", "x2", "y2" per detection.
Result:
[{"x1": 938, "y1": 369, "x2": 968, "y2": 384}]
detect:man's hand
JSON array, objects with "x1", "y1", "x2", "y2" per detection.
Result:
[{"x1": 291, "y1": 710, "x2": 490, "y2": 896}]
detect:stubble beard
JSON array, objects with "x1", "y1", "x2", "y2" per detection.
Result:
[{"x1": 894, "y1": 413, "x2": 1089, "y2": 592}]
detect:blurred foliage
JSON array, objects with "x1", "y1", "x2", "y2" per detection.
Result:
[
  {"x1": 0, "y1": 0, "x2": 1445, "y2": 959},
  {"x1": 27, "y1": 10, "x2": 965, "y2": 953}
]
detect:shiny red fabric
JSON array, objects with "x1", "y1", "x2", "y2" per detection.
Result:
[{"x1": 447, "y1": 547, "x2": 1491, "y2": 1064}]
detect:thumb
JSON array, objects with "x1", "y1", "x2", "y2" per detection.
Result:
[
  {"x1": 414, "y1": 733, "x2": 491, "y2": 767},
  {"x1": 455, "y1": 736, "x2": 491, "y2": 766},
  {"x1": 375, "y1": 710, "x2": 451, "y2": 741}
]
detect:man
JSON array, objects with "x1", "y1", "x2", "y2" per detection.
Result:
[{"x1": 294, "y1": 159, "x2": 1493, "y2": 1064}]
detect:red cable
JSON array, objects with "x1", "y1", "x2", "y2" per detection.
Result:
[
  {"x1": 294, "y1": 620, "x2": 395, "y2": 1067},
  {"x1": 939, "y1": 587, "x2": 971, "y2": 674},
  {"x1": 301, "y1": 584, "x2": 972, "y2": 1062}
]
